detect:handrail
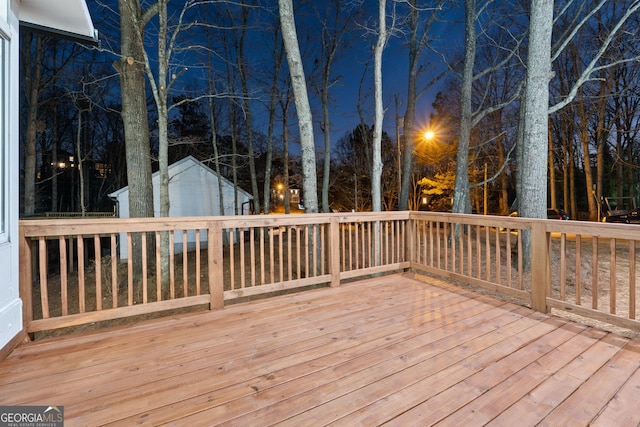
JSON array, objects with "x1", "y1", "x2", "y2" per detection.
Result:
[
  {"x1": 18, "y1": 211, "x2": 640, "y2": 337},
  {"x1": 409, "y1": 212, "x2": 640, "y2": 332},
  {"x1": 19, "y1": 212, "x2": 410, "y2": 335}
]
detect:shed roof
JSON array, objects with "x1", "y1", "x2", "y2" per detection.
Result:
[{"x1": 108, "y1": 155, "x2": 253, "y2": 200}]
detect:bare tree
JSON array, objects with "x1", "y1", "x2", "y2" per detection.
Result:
[
  {"x1": 313, "y1": 0, "x2": 357, "y2": 213},
  {"x1": 451, "y1": 0, "x2": 477, "y2": 215},
  {"x1": 399, "y1": 0, "x2": 447, "y2": 210},
  {"x1": 113, "y1": 0, "x2": 155, "y2": 217},
  {"x1": 74, "y1": 97, "x2": 91, "y2": 216},
  {"x1": 280, "y1": 92, "x2": 293, "y2": 213},
  {"x1": 21, "y1": 29, "x2": 106, "y2": 217},
  {"x1": 138, "y1": 0, "x2": 194, "y2": 220},
  {"x1": 22, "y1": 32, "x2": 43, "y2": 216},
  {"x1": 372, "y1": 0, "x2": 390, "y2": 213},
  {"x1": 452, "y1": 0, "x2": 525, "y2": 216},
  {"x1": 262, "y1": 23, "x2": 285, "y2": 215},
  {"x1": 207, "y1": 84, "x2": 225, "y2": 217},
  {"x1": 549, "y1": 1, "x2": 640, "y2": 220},
  {"x1": 234, "y1": 1, "x2": 261, "y2": 215},
  {"x1": 519, "y1": 0, "x2": 554, "y2": 223},
  {"x1": 202, "y1": 6, "x2": 226, "y2": 217},
  {"x1": 118, "y1": 0, "x2": 203, "y2": 286},
  {"x1": 113, "y1": 0, "x2": 155, "y2": 277},
  {"x1": 278, "y1": 0, "x2": 319, "y2": 213}
]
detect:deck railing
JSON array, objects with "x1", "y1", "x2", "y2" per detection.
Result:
[
  {"x1": 409, "y1": 212, "x2": 640, "y2": 331},
  {"x1": 18, "y1": 211, "x2": 640, "y2": 336},
  {"x1": 409, "y1": 212, "x2": 531, "y2": 302}
]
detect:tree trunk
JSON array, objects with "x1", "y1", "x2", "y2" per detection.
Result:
[
  {"x1": 238, "y1": 3, "x2": 261, "y2": 215},
  {"x1": 23, "y1": 32, "x2": 42, "y2": 217},
  {"x1": 321, "y1": 76, "x2": 332, "y2": 213},
  {"x1": 208, "y1": 97, "x2": 224, "y2": 216},
  {"x1": 279, "y1": 0, "x2": 319, "y2": 214},
  {"x1": 316, "y1": 0, "x2": 352, "y2": 213},
  {"x1": 576, "y1": 91, "x2": 597, "y2": 220},
  {"x1": 595, "y1": 76, "x2": 611, "y2": 214},
  {"x1": 76, "y1": 107, "x2": 86, "y2": 215},
  {"x1": 520, "y1": 0, "x2": 553, "y2": 220},
  {"x1": 520, "y1": 0, "x2": 554, "y2": 268},
  {"x1": 394, "y1": 95, "x2": 403, "y2": 209},
  {"x1": 264, "y1": 26, "x2": 284, "y2": 215},
  {"x1": 114, "y1": 0, "x2": 154, "y2": 274},
  {"x1": 155, "y1": 0, "x2": 170, "y2": 220},
  {"x1": 51, "y1": 103, "x2": 58, "y2": 212},
  {"x1": 562, "y1": 128, "x2": 570, "y2": 213},
  {"x1": 372, "y1": 0, "x2": 386, "y2": 213},
  {"x1": 569, "y1": 138, "x2": 577, "y2": 218},
  {"x1": 498, "y1": 135, "x2": 509, "y2": 214},
  {"x1": 452, "y1": 0, "x2": 475, "y2": 215},
  {"x1": 399, "y1": 0, "x2": 419, "y2": 211},
  {"x1": 283, "y1": 102, "x2": 291, "y2": 214},
  {"x1": 115, "y1": 0, "x2": 154, "y2": 219},
  {"x1": 548, "y1": 122, "x2": 556, "y2": 210},
  {"x1": 157, "y1": 102, "x2": 171, "y2": 288},
  {"x1": 372, "y1": 0, "x2": 390, "y2": 270},
  {"x1": 230, "y1": 104, "x2": 239, "y2": 215}
]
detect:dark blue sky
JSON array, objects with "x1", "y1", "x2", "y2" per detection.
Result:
[{"x1": 87, "y1": 1, "x2": 464, "y2": 155}]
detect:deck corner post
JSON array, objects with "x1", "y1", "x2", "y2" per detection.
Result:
[
  {"x1": 530, "y1": 222, "x2": 549, "y2": 313},
  {"x1": 328, "y1": 216, "x2": 341, "y2": 287},
  {"x1": 208, "y1": 221, "x2": 224, "y2": 310},
  {"x1": 406, "y1": 213, "x2": 415, "y2": 270}
]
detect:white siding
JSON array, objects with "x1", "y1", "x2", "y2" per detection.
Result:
[
  {"x1": 0, "y1": 0, "x2": 22, "y2": 350},
  {"x1": 110, "y1": 156, "x2": 252, "y2": 259}
]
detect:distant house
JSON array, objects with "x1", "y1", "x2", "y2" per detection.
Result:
[
  {"x1": 108, "y1": 156, "x2": 253, "y2": 259},
  {"x1": 1, "y1": 0, "x2": 97, "y2": 353},
  {"x1": 272, "y1": 186, "x2": 301, "y2": 208}
]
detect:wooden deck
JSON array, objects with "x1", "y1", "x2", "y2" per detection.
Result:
[{"x1": 1, "y1": 273, "x2": 640, "y2": 426}]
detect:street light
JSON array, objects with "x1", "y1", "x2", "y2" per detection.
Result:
[
  {"x1": 274, "y1": 183, "x2": 284, "y2": 207},
  {"x1": 417, "y1": 127, "x2": 436, "y2": 211}
]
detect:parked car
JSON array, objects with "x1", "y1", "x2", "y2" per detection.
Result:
[
  {"x1": 546, "y1": 208, "x2": 570, "y2": 220},
  {"x1": 603, "y1": 208, "x2": 640, "y2": 224}
]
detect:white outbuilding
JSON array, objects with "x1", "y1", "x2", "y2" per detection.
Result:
[{"x1": 108, "y1": 155, "x2": 253, "y2": 259}]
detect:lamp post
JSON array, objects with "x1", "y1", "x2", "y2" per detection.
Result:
[
  {"x1": 419, "y1": 129, "x2": 435, "y2": 210},
  {"x1": 276, "y1": 183, "x2": 284, "y2": 208}
]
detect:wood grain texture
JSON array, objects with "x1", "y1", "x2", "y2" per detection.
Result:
[{"x1": 1, "y1": 273, "x2": 639, "y2": 426}]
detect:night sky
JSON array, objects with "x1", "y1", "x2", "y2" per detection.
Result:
[{"x1": 86, "y1": 1, "x2": 464, "y2": 155}]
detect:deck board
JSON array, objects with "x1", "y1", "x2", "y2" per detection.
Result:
[{"x1": 1, "y1": 272, "x2": 639, "y2": 426}]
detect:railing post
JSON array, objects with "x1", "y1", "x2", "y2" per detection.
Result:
[
  {"x1": 530, "y1": 222, "x2": 549, "y2": 313},
  {"x1": 406, "y1": 213, "x2": 415, "y2": 269},
  {"x1": 328, "y1": 217, "x2": 340, "y2": 287},
  {"x1": 208, "y1": 221, "x2": 224, "y2": 310},
  {"x1": 19, "y1": 224, "x2": 33, "y2": 335}
]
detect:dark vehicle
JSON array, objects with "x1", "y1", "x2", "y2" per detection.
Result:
[
  {"x1": 603, "y1": 208, "x2": 640, "y2": 224},
  {"x1": 546, "y1": 208, "x2": 570, "y2": 220}
]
